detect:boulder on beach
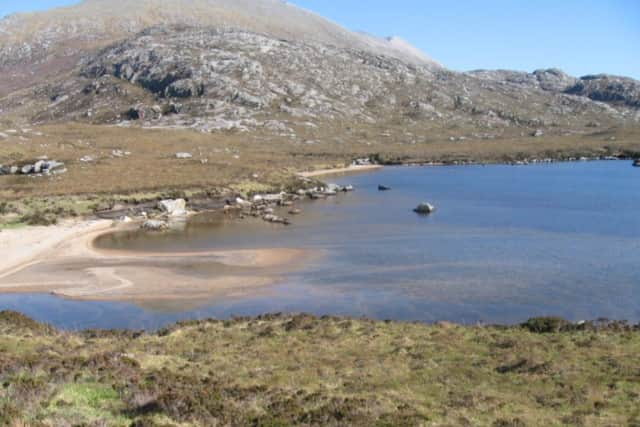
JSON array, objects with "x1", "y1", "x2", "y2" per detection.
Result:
[
  {"x1": 414, "y1": 202, "x2": 436, "y2": 214},
  {"x1": 175, "y1": 152, "x2": 193, "y2": 159},
  {"x1": 235, "y1": 197, "x2": 252, "y2": 208},
  {"x1": 158, "y1": 199, "x2": 187, "y2": 217}
]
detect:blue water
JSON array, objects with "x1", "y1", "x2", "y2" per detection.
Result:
[{"x1": 2, "y1": 161, "x2": 639, "y2": 329}]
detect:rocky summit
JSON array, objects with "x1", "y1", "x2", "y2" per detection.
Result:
[{"x1": 0, "y1": 0, "x2": 639, "y2": 141}]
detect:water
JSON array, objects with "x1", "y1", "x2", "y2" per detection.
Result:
[{"x1": 2, "y1": 161, "x2": 639, "y2": 329}]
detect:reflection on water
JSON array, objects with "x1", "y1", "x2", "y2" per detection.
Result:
[{"x1": 3, "y1": 161, "x2": 640, "y2": 329}]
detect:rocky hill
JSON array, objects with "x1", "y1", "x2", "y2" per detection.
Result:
[
  {"x1": 0, "y1": 0, "x2": 638, "y2": 141},
  {"x1": 0, "y1": 0, "x2": 439, "y2": 97}
]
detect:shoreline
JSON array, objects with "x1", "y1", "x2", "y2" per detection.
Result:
[
  {"x1": 0, "y1": 218, "x2": 313, "y2": 306},
  {"x1": 298, "y1": 156, "x2": 635, "y2": 179},
  {"x1": 0, "y1": 158, "x2": 635, "y2": 308},
  {"x1": 298, "y1": 164, "x2": 383, "y2": 177}
]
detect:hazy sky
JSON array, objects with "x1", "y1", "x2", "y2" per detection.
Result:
[{"x1": 1, "y1": 0, "x2": 638, "y2": 78}]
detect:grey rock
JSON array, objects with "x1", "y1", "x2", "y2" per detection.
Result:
[
  {"x1": 165, "y1": 79, "x2": 205, "y2": 98},
  {"x1": 21, "y1": 164, "x2": 34, "y2": 174},
  {"x1": 532, "y1": 68, "x2": 577, "y2": 92},
  {"x1": 141, "y1": 219, "x2": 168, "y2": 231},
  {"x1": 262, "y1": 214, "x2": 290, "y2": 225},
  {"x1": 414, "y1": 202, "x2": 435, "y2": 214},
  {"x1": 565, "y1": 74, "x2": 640, "y2": 108}
]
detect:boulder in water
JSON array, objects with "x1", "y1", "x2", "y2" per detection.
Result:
[
  {"x1": 378, "y1": 185, "x2": 391, "y2": 191},
  {"x1": 158, "y1": 199, "x2": 187, "y2": 217},
  {"x1": 633, "y1": 159, "x2": 640, "y2": 167},
  {"x1": 141, "y1": 219, "x2": 168, "y2": 231},
  {"x1": 414, "y1": 202, "x2": 435, "y2": 214}
]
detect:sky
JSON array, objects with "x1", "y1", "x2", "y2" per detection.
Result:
[{"x1": 1, "y1": 0, "x2": 638, "y2": 79}]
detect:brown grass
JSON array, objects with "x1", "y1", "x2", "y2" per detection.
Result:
[{"x1": 1, "y1": 122, "x2": 639, "y2": 201}]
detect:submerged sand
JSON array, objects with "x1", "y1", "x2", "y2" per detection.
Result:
[{"x1": 0, "y1": 219, "x2": 311, "y2": 308}]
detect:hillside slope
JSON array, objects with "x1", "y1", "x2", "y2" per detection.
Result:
[{"x1": 1, "y1": 311, "x2": 638, "y2": 426}]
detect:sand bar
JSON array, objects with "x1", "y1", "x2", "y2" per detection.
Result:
[{"x1": 0, "y1": 219, "x2": 311, "y2": 307}]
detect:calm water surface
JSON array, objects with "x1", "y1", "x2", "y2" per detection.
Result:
[{"x1": 2, "y1": 161, "x2": 639, "y2": 329}]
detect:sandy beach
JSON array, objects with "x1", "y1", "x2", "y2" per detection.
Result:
[
  {"x1": 0, "y1": 218, "x2": 310, "y2": 307},
  {"x1": 299, "y1": 164, "x2": 383, "y2": 178}
]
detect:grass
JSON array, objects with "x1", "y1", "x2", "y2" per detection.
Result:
[
  {"x1": 0, "y1": 311, "x2": 638, "y2": 426},
  {"x1": 1, "y1": 123, "x2": 639, "y2": 201},
  {"x1": 45, "y1": 383, "x2": 129, "y2": 425}
]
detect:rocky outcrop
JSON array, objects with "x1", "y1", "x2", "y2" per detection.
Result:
[
  {"x1": 0, "y1": 160, "x2": 66, "y2": 176},
  {"x1": 564, "y1": 75, "x2": 640, "y2": 108},
  {"x1": 532, "y1": 68, "x2": 577, "y2": 92}
]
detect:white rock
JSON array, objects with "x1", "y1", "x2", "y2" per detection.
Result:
[
  {"x1": 175, "y1": 152, "x2": 193, "y2": 159},
  {"x1": 236, "y1": 197, "x2": 252, "y2": 207},
  {"x1": 158, "y1": 199, "x2": 187, "y2": 217}
]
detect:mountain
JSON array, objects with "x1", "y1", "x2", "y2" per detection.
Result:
[
  {"x1": 0, "y1": 0, "x2": 638, "y2": 141},
  {"x1": 0, "y1": 0, "x2": 440, "y2": 97}
]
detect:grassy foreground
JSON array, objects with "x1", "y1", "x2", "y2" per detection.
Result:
[{"x1": 0, "y1": 312, "x2": 638, "y2": 426}]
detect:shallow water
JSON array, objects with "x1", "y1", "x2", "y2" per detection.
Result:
[{"x1": 2, "y1": 161, "x2": 639, "y2": 329}]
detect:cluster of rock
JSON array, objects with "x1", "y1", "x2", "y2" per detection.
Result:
[
  {"x1": 406, "y1": 154, "x2": 634, "y2": 168},
  {"x1": 225, "y1": 184, "x2": 354, "y2": 225},
  {"x1": 138, "y1": 198, "x2": 189, "y2": 231},
  {"x1": 352, "y1": 158, "x2": 374, "y2": 166},
  {"x1": 0, "y1": 159, "x2": 66, "y2": 176},
  {"x1": 507, "y1": 154, "x2": 632, "y2": 166}
]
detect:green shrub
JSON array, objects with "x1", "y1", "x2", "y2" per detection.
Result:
[
  {"x1": 521, "y1": 317, "x2": 569, "y2": 333},
  {"x1": 21, "y1": 210, "x2": 58, "y2": 226}
]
